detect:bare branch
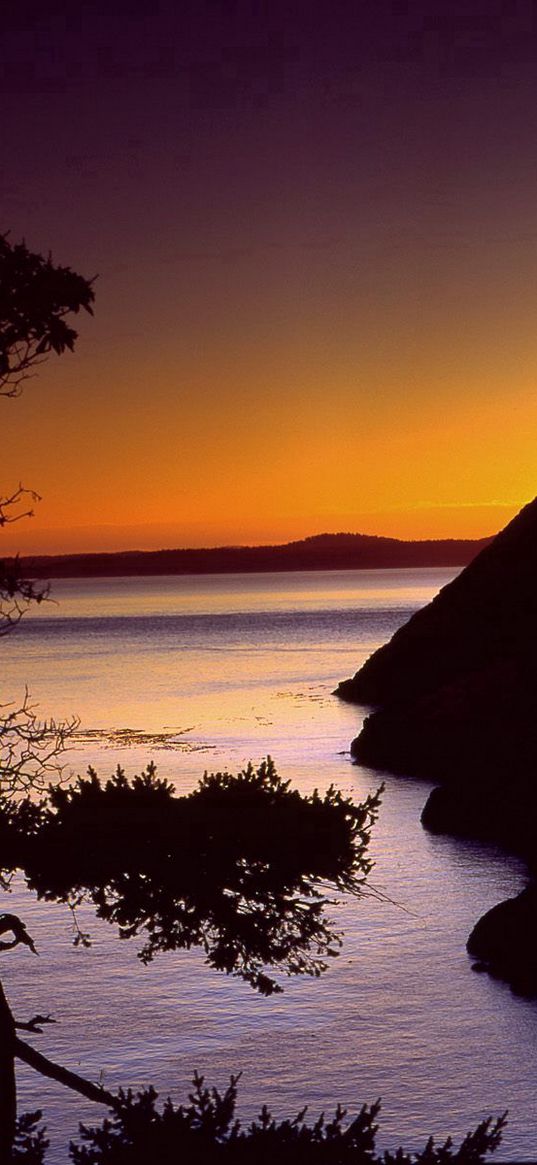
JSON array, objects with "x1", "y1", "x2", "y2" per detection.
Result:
[
  {"x1": 0, "y1": 915, "x2": 38, "y2": 953},
  {"x1": 0, "y1": 484, "x2": 42, "y2": 527},
  {"x1": 67, "y1": 901, "x2": 92, "y2": 949},
  {"x1": 15, "y1": 1039, "x2": 118, "y2": 1110},
  {"x1": 0, "y1": 484, "x2": 50, "y2": 638},
  {"x1": 14, "y1": 1015, "x2": 56, "y2": 1034},
  {"x1": 0, "y1": 690, "x2": 78, "y2": 798}
]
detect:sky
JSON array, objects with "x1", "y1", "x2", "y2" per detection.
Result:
[{"x1": 2, "y1": 0, "x2": 537, "y2": 553}]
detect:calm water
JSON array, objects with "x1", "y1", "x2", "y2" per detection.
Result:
[{"x1": 2, "y1": 569, "x2": 534, "y2": 1161}]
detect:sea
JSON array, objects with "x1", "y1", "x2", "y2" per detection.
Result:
[{"x1": 1, "y1": 568, "x2": 535, "y2": 1162}]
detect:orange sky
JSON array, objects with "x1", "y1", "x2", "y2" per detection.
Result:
[
  {"x1": 3, "y1": 6, "x2": 537, "y2": 555},
  {"x1": 1, "y1": 330, "x2": 532, "y2": 553}
]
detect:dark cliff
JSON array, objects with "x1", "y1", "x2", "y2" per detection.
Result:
[
  {"x1": 337, "y1": 497, "x2": 537, "y2": 712},
  {"x1": 336, "y1": 497, "x2": 537, "y2": 993}
]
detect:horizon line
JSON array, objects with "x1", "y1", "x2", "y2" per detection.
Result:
[{"x1": 15, "y1": 527, "x2": 495, "y2": 562}]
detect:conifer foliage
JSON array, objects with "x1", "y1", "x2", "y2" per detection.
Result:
[{"x1": 69, "y1": 1074, "x2": 506, "y2": 1165}]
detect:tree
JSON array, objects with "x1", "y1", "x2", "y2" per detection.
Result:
[
  {"x1": 0, "y1": 759, "x2": 381, "y2": 1131},
  {"x1": 69, "y1": 1076, "x2": 507, "y2": 1165},
  {"x1": 0, "y1": 233, "x2": 94, "y2": 1158},
  {"x1": 0, "y1": 231, "x2": 94, "y2": 636},
  {"x1": 0, "y1": 233, "x2": 94, "y2": 400},
  {"x1": 0, "y1": 488, "x2": 46, "y2": 637},
  {"x1": 0, "y1": 235, "x2": 94, "y2": 800},
  {"x1": 1, "y1": 758, "x2": 382, "y2": 990},
  {"x1": 0, "y1": 757, "x2": 383, "y2": 1158},
  {"x1": 0, "y1": 762, "x2": 506, "y2": 1164}
]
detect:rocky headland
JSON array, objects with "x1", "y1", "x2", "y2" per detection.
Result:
[{"x1": 336, "y1": 497, "x2": 537, "y2": 994}]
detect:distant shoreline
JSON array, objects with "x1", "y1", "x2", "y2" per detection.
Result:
[{"x1": 15, "y1": 531, "x2": 492, "y2": 580}]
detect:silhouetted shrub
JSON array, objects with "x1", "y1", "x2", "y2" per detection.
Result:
[
  {"x1": 2, "y1": 758, "x2": 382, "y2": 993},
  {"x1": 14, "y1": 1111, "x2": 48, "y2": 1163},
  {"x1": 68, "y1": 1073, "x2": 506, "y2": 1165}
]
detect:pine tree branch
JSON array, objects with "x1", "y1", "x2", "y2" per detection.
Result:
[{"x1": 15, "y1": 1039, "x2": 118, "y2": 1110}]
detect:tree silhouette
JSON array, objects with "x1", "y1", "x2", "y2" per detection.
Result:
[
  {"x1": 0, "y1": 235, "x2": 93, "y2": 800},
  {"x1": 1, "y1": 758, "x2": 382, "y2": 992},
  {"x1": 0, "y1": 758, "x2": 381, "y2": 1159},
  {"x1": 0, "y1": 234, "x2": 94, "y2": 400},
  {"x1": 0, "y1": 764, "x2": 506, "y2": 1163},
  {"x1": 69, "y1": 1075, "x2": 506, "y2": 1165},
  {"x1": 0, "y1": 232, "x2": 94, "y2": 1157},
  {"x1": 0, "y1": 232, "x2": 94, "y2": 636}
]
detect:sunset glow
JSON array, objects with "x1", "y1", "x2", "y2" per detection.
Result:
[{"x1": 3, "y1": 5, "x2": 537, "y2": 554}]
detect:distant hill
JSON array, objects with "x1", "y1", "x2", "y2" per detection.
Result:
[{"x1": 15, "y1": 531, "x2": 491, "y2": 580}]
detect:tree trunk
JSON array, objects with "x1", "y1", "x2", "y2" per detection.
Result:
[
  {"x1": 0, "y1": 967, "x2": 119, "y2": 1165},
  {"x1": 0, "y1": 981, "x2": 16, "y2": 1163}
]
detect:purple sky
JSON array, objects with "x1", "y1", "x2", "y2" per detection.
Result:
[{"x1": 2, "y1": 2, "x2": 537, "y2": 550}]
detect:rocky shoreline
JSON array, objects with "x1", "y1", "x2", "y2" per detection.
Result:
[{"x1": 337, "y1": 498, "x2": 537, "y2": 995}]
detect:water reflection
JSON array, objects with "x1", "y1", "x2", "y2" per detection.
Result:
[{"x1": 2, "y1": 569, "x2": 533, "y2": 1162}]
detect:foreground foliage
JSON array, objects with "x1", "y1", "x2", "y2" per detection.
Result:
[
  {"x1": 1, "y1": 758, "x2": 381, "y2": 993},
  {"x1": 0, "y1": 761, "x2": 506, "y2": 1165},
  {"x1": 67, "y1": 1075, "x2": 506, "y2": 1165},
  {"x1": 13, "y1": 1078, "x2": 506, "y2": 1165},
  {"x1": 13, "y1": 1111, "x2": 49, "y2": 1163},
  {"x1": 0, "y1": 232, "x2": 94, "y2": 399}
]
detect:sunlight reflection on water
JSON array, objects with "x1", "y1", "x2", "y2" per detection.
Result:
[{"x1": 2, "y1": 569, "x2": 534, "y2": 1162}]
